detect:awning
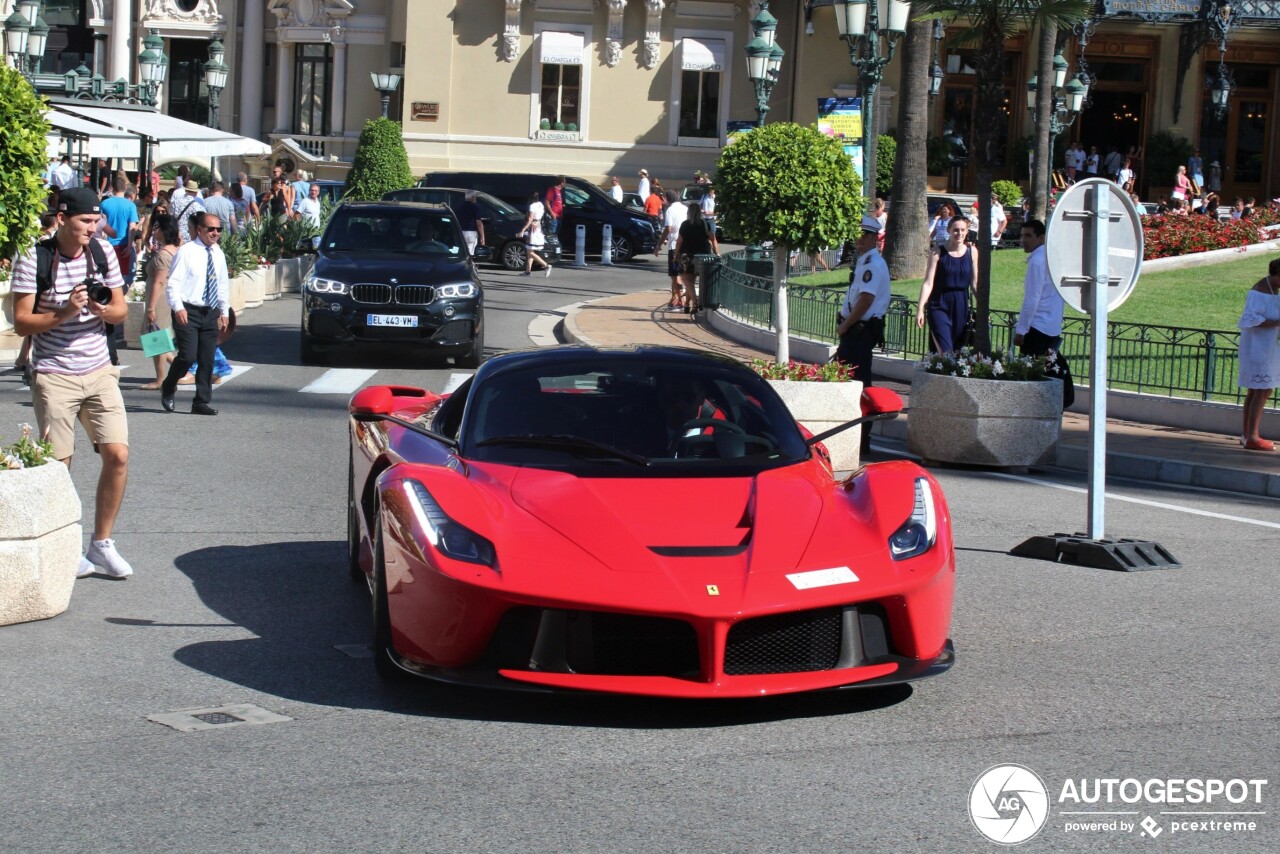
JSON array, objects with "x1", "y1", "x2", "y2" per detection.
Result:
[
  {"x1": 54, "y1": 103, "x2": 272, "y2": 160},
  {"x1": 45, "y1": 110, "x2": 138, "y2": 159},
  {"x1": 681, "y1": 38, "x2": 725, "y2": 73},
  {"x1": 539, "y1": 31, "x2": 586, "y2": 65}
]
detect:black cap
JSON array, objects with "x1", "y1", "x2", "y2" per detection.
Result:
[{"x1": 57, "y1": 188, "x2": 101, "y2": 217}]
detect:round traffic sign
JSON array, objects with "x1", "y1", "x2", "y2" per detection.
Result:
[{"x1": 1045, "y1": 178, "x2": 1144, "y2": 314}]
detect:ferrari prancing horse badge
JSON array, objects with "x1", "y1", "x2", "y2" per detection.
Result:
[{"x1": 706, "y1": 585, "x2": 720, "y2": 596}]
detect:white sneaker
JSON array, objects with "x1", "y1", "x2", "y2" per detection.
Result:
[
  {"x1": 84, "y1": 538, "x2": 133, "y2": 579},
  {"x1": 76, "y1": 557, "x2": 95, "y2": 578}
]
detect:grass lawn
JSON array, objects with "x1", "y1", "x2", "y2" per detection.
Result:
[{"x1": 793, "y1": 250, "x2": 1270, "y2": 331}]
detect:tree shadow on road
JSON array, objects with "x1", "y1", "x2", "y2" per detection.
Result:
[{"x1": 171, "y1": 540, "x2": 913, "y2": 728}]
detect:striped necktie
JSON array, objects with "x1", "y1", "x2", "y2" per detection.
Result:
[{"x1": 203, "y1": 247, "x2": 219, "y2": 308}]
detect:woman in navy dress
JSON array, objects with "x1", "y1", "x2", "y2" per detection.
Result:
[{"x1": 915, "y1": 215, "x2": 977, "y2": 353}]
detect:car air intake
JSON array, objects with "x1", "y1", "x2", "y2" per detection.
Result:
[
  {"x1": 724, "y1": 607, "x2": 843, "y2": 675},
  {"x1": 351, "y1": 283, "x2": 392, "y2": 304},
  {"x1": 395, "y1": 285, "x2": 436, "y2": 305},
  {"x1": 433, "y1": 320, "x2": 472, "y2": 344}
]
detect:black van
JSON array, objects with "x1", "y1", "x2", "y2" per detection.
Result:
[{"x1": 419, "y1": 171, "x2": 660, "y2": 261}]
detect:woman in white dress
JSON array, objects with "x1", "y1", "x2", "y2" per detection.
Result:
[
  {"x1": 1237, "y1": 257, "x2": 1280, "y2": 451},
  {"x1": 518, "y1": 191, "x2": 552, "y2": 276}
]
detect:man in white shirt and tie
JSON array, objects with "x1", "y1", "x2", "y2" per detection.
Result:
[
  {"x1": 1016, "y1": 218, "x2": 1073, "y2": 408},
  {"x1": 161, "y1": 212, "x2": 229, "y2": 416}
]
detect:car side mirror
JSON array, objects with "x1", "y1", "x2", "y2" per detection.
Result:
[
  {"x1": 350, "y1": 386, "x2": 395, "y2": 422},
  {"x1": 472, "y1": 245, "x2": 494, "y2": 262}
]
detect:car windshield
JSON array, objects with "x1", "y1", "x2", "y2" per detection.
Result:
[
  {"x1": 323, "y1": 209, "x2": 464, "y2": 257},
  {"x1": 461, "y1": 355, "x2": 810, "y2": 474}
]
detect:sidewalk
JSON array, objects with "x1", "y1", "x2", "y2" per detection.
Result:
[{"x1": 562, "y1": 287, "x2": 1280, "y2": 499}]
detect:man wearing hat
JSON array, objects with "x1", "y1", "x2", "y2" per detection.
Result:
[
  {"x1": 637, "y1": 169, "x2": 651, "y2": 201},
  {"x1": 836, "y1": 214, "x2": 892, "y2": 453},
  {"x1": 10, "y1": 187, "x2": 136, "y2": 579}
]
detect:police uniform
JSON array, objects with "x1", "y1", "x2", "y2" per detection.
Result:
[{"x1": 836, "y1": 217, "x2": 892, "y2": 385}]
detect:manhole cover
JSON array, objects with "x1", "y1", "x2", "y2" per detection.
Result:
[{"x1": 148, "y1": 703, "x2": 292, "y2": 733}]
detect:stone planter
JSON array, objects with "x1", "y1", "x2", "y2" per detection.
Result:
[
  {"x1": 908, "y1": 368, "x2": 1063, "y2": 467},
  {"x1": 123, "y1": 300, "x2": 146, "y2": 349},
  {"x1": 0, "y1": 461, "x2": 82, "y2": 626},
  {"x1": 237, "y1": 266, "x2": 267, "y2": 308},
  {"x1": 273, "y1": 256, "x2": 313, "y2": 295},
  {"x1": 768, "y1": 379, "x2": 864, "y2": 471}
]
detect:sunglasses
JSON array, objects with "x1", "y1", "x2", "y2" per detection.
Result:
[{"x1": 202, "y1": 225, "x2": 222, "y2": 233}]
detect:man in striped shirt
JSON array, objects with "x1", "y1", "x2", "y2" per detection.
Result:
[{"x1": 11, "y1": 188, "x2": 135, "y2": 579}]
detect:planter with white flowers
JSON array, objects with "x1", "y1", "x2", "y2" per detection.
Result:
[
  {"x1": 752, "y1": 359, "x2": 864, "y2": 471},
  {"x1": 0, "y1": 427, "x2": 82, "y2": 626},
  {"x1": 908, "y1": 350, "x2": 1065, "y2": 468}
]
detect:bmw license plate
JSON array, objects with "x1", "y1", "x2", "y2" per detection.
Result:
[{"x1": 368, "y1": 314, "x2": 418, "y2": 328}]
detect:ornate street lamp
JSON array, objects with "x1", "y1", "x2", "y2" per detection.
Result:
[
  {"x1": 25, "y1": 13, "x2": 46, "y2": 74},
  {"x1": 370, "y1": 71, "x2": 402, "y2": 119},
  {"x1": 744, "y1": 1, "x2": 784, "y2": 127},
  {"x1": 4, "y1": 9, "x2": 30, "y2": 73},
  {"x1": 928, "y1": 19, "x2": 944, "y2": 99},
  {"x1": 1208, "y1": 0, "x2": 1237, "y2": 120},
  {"x1": 1027, "y1": 62, "x2": 1085, "y2": 197},
  {"x1": 137, "y1": 29, "x2": 169, "y2": 107},
  {"x1": 818, "y1": 0, "x2": 911, "y2": 201},
  {"x1": 202, "y1": 38, "x2": 229, "y2": 129}
]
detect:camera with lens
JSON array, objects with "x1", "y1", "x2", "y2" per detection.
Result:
[{"x1": 83, "y1": 278, "x2": 113, "y2": 305}]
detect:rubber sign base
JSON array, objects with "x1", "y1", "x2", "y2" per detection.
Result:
[{"x1": 1010, "y1": 533, "x2": 1181, "y2": 571}]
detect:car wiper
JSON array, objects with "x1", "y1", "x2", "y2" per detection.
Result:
[{"x1": 476, "y1": 434, "x2": 649, "y2": 466}]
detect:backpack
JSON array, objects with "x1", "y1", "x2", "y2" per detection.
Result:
[{"x1": 33, "y1": 237, "x2": 111, "y2": 314}]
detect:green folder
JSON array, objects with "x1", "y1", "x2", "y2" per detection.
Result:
[{"x1": 140, "y1": 326, "x2": 176, "y2": 358}]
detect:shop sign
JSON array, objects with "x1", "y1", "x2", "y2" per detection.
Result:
[
  {"x1": 1102, "y1": 0, "x2": 1204, "y2": 18},
  {"x1": 412, "y1": 102, "x2": 440, "y2": 122}
]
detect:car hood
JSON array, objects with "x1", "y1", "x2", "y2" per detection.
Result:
[
  {"x1": 315, "y1": 253, "x2": 471, "y2": 283},
  {"x1": 414, "y1": 461, "x2": 912, "y2": 617}
]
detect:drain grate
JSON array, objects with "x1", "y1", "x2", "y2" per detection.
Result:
[
  {"x1": 192, "y1": 712, "x2": 242, "y2": 725},
  {"x1": 148, "y1": 703, "x2": 292, "y2": 733}
]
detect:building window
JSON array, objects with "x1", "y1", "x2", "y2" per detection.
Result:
[
  {"x1": 678, "y1": 38, "x2": 726, "y2": 143},
  {"x1": 294, "y1": 43, "x2": 333, "y2": 136},
  {"x1": 541, "y1": 64, "x2": 581, "y2": 128}
]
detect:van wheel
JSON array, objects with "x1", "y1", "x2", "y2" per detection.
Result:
[{"x1": 501, "y1": 241, "x2": 527, "y2": 271}]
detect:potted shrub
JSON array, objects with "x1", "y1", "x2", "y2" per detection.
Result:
[
  {"x1": 908, "y1": 349, "x2": 1066, "y2": 468},
  {"x1": 0, "y1": 425, "x2": 82, "y2": 626},
  {"x1": 926, "y1": 135, "x2": 950, "y2": 193},
  {"x1": 751, "y1": 359, "x2": 864, "y2": 471}
]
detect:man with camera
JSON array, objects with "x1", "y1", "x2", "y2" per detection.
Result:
[
  {"x1": 10, "y1": 188, "x2": 135, "y2": 579},
  {"x1": 160, "y1": 212, "x2": 229, "y2": 416}
]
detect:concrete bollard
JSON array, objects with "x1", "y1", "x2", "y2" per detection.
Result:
[
  {"x1": 571, "y1": 224, "x2": 588, "y2": 267},
  {"x1": 601, "y1": 224, "x2": 613, "y2": 266}
]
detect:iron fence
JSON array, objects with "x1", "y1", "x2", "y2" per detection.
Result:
[{"x1": 707, "y1": 250, "x2": 1278, "y2": 407}]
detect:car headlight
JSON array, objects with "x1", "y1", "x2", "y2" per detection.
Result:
[
  {"x1": 435, "y1": 282, "x2": 477, "y2": 299},
  {"x1": 405, "y1": 480, "x2": 496, "y2": 568},
  {"x1": 888, "y1": 477, "x2": 937, "y2": 561},
  {"x1": 306, "y1": 275, "x2": 348, "y2": 295}
]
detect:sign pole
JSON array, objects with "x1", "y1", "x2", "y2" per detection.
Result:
[
  {"x1": 1087, "y1": 186, "x2": 1109, "y2": 539},
  {"x1": 1010, "y1": 177, "x2": 1179, "y2": 571}
]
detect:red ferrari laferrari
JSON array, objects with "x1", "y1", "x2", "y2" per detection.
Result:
[{"x1": 347, "y1": 346, "x2": 954, "y2": 697}]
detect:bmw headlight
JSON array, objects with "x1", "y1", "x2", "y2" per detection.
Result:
[
  {"x1": 888, "y1": 477, "x2": 937, "y2": 561},
  {"x1": 405, "y1": 480, "x2": 496, "y2": 568},
  {"x1": 306, "y1": 275, "x2": 348, "y2": 295},
  {"x1": 436, "y1": 282, "x2": 477, "y2": 299}
]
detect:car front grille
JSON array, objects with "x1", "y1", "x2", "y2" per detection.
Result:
[
  {"x1": 395, "y1": 285, "x2": 436, "y2": 305},
  {"x1": 724, "y1": 608, "x2": 843, "y2": 675},
  {"x1": 351, "y1": 283, "x2": 392, "y2": 304}
]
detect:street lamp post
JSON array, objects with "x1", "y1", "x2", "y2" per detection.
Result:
[
  {"x1": 370, "y1": 71, "x2": 402, "y2": 119},
  {"x1": 202, "y1": 38, "x2": 229, "y2": 130},
  {"x1": 1026, "y1": 54, "x2": 1087, "y2": 197},
  {"x1": 1208, "y1": 1, "x2": 1237, "y2": 120},
  {"x1": 744, "y1": 1, "x2": 785, "y2": 127},
  {"x1": 828, "y1": 0, "x2": 911, "y2": 202},
  {"x1": 137, "y1": 29, "x2": 169, "y2": 108}
]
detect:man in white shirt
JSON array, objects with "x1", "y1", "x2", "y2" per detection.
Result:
[
  {"x1": 637, "y1": 169, "x2": 650, "y2": 201},
  {"x1": 161, "y1": 212, "x2": 230, "y2": 416},
  {"x1": 700, "y1": 187, "x2": 717, "y2": 237},
  {"x1": 988, "y1": 194, "x2": 1008, "y2": 247},
  {"x1": 172, "y1": 182, "x2": 207, "y2": 244},
  {"x1": 661, "y1": 190, "x2": 688, "y2": 307},
  {"x1": 51, "y1": 155, "x2": 77, "y2": 190},
  {"x1": 295, "y1": 182, "x2": 322, "y2": 228},
  {"x1": 837, "y1": 215, "x2": 892, "y2": 454},
  {"x1": 608, "y1": 176, "x2": 624, "y2": 203},
  {"x1": 1015, "y1": 218, "x2": 1073, "y2": 407},
  {"x1": 1084, "y1": 146, "x2": 1100, "y2": 177}
]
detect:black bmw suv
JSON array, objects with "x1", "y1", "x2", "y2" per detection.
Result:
[{"x1": 300, "y1": 201, "x2": 485, "y2": 367}]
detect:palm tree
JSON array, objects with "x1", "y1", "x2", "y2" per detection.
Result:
[
  {"x1": 914, "y1": 0, "x2": 1090, "y2": 351},
  {"x1": 884, "y1": 20, "x2": 935, "y2": 280}
]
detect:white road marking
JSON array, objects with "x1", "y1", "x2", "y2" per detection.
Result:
[
  {"x1": 442, "y1": 372, "x2": 471, "y2": 393},
  {"x1": 300, "y1": 368, "x2": 377, "y2": 395},
  {"x1": 985, "y1": 471, "x2": 1280, "y2": 531},
  {"x1": 170, "y1": 364, "x2": 253, "y2": 391}
]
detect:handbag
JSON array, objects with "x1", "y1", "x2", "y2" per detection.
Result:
[
  {"x1": 957, "y1": 310, "x2": 978, "y2": 349},
  {"x1": 140, "y1": 323, "x2": 176, "y2": 358}
]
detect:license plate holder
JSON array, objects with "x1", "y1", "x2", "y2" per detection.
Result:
[{"x1": 368, "y1": 314, "x2": 419, "y2": 328}]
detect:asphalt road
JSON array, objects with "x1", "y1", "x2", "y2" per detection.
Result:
[{"x1": 1, "y1": 258, "x2": 1276, "y2": 853}]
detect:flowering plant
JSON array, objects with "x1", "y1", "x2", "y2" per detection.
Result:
[
  {"x1": 1, "y1": 423, "x2": 53, "y2": 470},
  {"x1": 1141, "y1": 208, "x2": 1280, "y2": 260},
  {"x1": 750, "y1": 358, "x2": 858, "y2": 382},
  {"x1": 921, "y1": 347, "x2": 1064, "y2": 382},
  {"x1": 0, "y1": 256, "x2": 11, "y2": 284},
  {"x1": 126, "y1": 282, "x2": 147, "y2": 302}
]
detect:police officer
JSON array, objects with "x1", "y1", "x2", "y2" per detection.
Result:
[{"x1": 836, "y1": 214, "x2": 892, "y2": 453}]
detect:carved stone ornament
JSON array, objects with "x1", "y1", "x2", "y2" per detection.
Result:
[
  {"x1": 605, "y1": 0, "x2": 624, "y2": 66},
  {"x1": 643, "y1": 0, "x2": 665, "y2": 69},
  {"x1": 143, "y1": 0, "x2": 224, "y2": 25},
  {"x1": 267, "y1": 0, "x2": 354, "y2": 29},
  {"x1": 503, "y1": 0, "x2": 523, "y2": 62}
]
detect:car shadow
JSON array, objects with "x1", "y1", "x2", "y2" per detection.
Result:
[{"x1": 167, "y1": 541, "x2": 913, "y2": 727}]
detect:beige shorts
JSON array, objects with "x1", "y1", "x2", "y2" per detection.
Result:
[{"x1": 31, "y1": 365, "x2": 129, "y2": 460}]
